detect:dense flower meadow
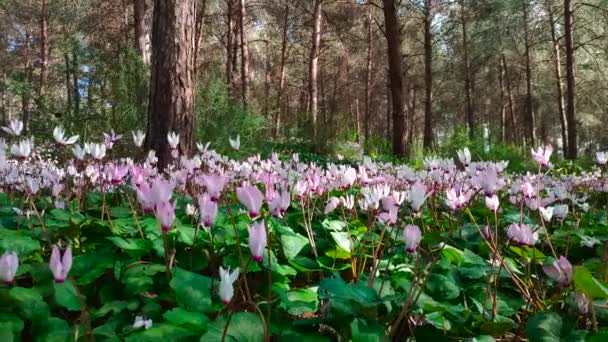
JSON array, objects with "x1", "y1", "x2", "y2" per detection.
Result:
[{"x1": 1, "y1": 119, "x2": 608, "y2": 341}]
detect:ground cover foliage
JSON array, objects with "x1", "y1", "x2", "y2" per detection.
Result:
[{"x1": 1, "y1": 122, "x2": 608, "y2": 341}]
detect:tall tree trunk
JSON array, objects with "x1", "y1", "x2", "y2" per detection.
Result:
[
  {"x1": 72, "y1": 44, "x2": 80, "y2": 118},
  {"x1": 564, "y1": 0, "x2": 577, "y2": 159},
  {"x1": 39, "y1": 0, "x2": 50, "y2": 97},
  {"x1": 547, "y1": 2, "x2": 568, "y2": 155},
  {"x1": 459, "y1": 0, "x2": 474, "y2": 140},
  {"x1": 364, "y1": 3, "x2": 373, "y2": 143},
  {"x1": 225, "y1": 0, "x2": 234, "y2": 95},
  {"x1": 22, "y1": 32, "x2": 33, "y2": 134},
  {"x1": 274, "y1": 3, "x2": 289, "y2": 138},
  {"x1": 238, "y1": 0, "x2": 249, "y2": 107},
  {"x1": 194, "y1": 0, "x2": 207, "y2": 78},
  {"x1": 423, "y1": 0, "x2": 433, "y2": 149},
  {"x1": 498, "y1": 61, "x2": 506, "y2": 143},
  {"x1": 147, "y1": 0, "x2": 196, "y2": 169},
  {"x1": 133, "y1": 0, "x2": 151, "y2": 66},
  {"x1": 382, "y1": 0, "x2": 407, "y2": 157},
  {"x1": 263, "y1": 40, "x2": 270, "y2": 118},
  {"x1": 308, "y1": 0, "x2": 323, "y2": 142},
  {"x1": 1, "y1": 72, "x2": 6, "y2": 125},
  {"x1": 523, "y1": 0, "x2": 536, "y2": 145},
  {"x1": 64, "y1": 52, "x2": 72, "y2": 114},
  {"x1": 502, "y1": 53, "x2": 517, "y2": 144}
]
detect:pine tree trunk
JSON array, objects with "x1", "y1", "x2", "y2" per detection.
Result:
[
  {"x1": 147, "y1": 0, "x2": 196, "y2": 169},
  {"x1": 364, "y1": 3, "x2": 373, "y2": 143},
  {"x1": 382, "y1": 0, "x2": 407, "y2": 157},
  {"x1": 225, "y1": 0, "x2": 234, "y2": 95},
  {"x1": 308, "y1": 0, "x2": 323, "y2": 142},
  {"x1": 238, "y1": 0, "x2": 249, "y2": 108},
  {"x1": 498, "y1": 61, "x2": 506, "y2": 143},
  {"x1": 274, "y1": 3, "x2": 289, "y2": 138},
  {"x1": 423, "y1": 0, "x2": 433, "y2": 150},
  {"x1": 564, "y1": 0, "x2": 577, "y2": 159},
  {"x1": 523, "y1": 0, "x2": 536, "y2": 145},
  {"x1": 502, "y1": 53, "x2": 517, "y2": 144},
  {"x1": 547, "y1": 2, "x2": 568, "y2": 155},
  {"x1": 39, "y1": 0, "x2": 49, "y2": 97},
  {"x1": 460, "y1": 0, "x2": 474, "y2": 141}
]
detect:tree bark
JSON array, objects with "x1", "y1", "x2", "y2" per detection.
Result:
[
  {"x1": 133, "y1": 0, "x2": 151, "y2": 66},
  {"x1": 547, "y1": 2, "x2": 568, "y2": 156},
  {"x1": 39, "y1": 0, "x2": 50, "y2": 97},
  {"x1": 564, "y1": 0, "x2": 577, "y2": 159},
  {"x1": 459, "y1": 0, "x2": 474, "y2": 141},
  {"x1": 498, "y1": 61, "x2": 506, "y2": 143},
  {"x1": 364, "y1": 2, "x2": 373, "y2": 143},
  {"x1": 225, "y1": 0, "x2": 234, "y2": 95},
  {"x1": 522, "y1": 0, "x2": 536, "y2": 145},
  {"x1": 22, "y1": 32, "x2": 33, "y2": 134},
  {"x1": 147, "y1": 0, "x2": 196, "y2": 169},
  {"x1": 72, "y1": 44, "x2": 80, "y2": 118},
  {"x1": 238, "y1": 0, "x2": 249, "y2": 108},
  {"x1": 194, "y1": 0, "x2": 207, "y2": 78},
  {"x1": 308, "y1": 0, "x2": 323, "y2": 142},
  {"x1": 274, "y1": 3, "x2": 289, "y2": 138},
  {"x1": 501, "y1": 53, "x2": 517, "y2": 144},
  {"x1": 382, "y1": 0, "x2": 407, "y2": 157},
  {"x1": 423, "y1": 0, "x2": 433, "y2": 150}
]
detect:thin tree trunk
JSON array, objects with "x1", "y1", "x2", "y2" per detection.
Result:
[
  {"x1": 308, "y1": 0, "x2": 323, "y2": 142},
  {"x1": 498, "y1": 61, "x2": 506, "y2": 143},
  {"x1": 423, "y1": 0, "x2": 433, "y2": 150},
  {"x1": 263, "y1": 40, "x2": 270, "y2": 118},
  {"x1": 274, "y1": 3, "x2": 289, "y2": 138},
  {"x1": 502, "y1": 53, "x2": 517, "y2": 144},
  {"x1": 22, "y1": 32, "x2": 33, "y2": 134},
  {"x1": 547, "y1": 2, "x2": 568, "y2": 155},
  {"x1": 523, "y1": 0, "x2": 536, "y2": 145},
  {"x1": 72, "y1": 45, "x2": 80, "y2": 118},
  {"x1": 364, "y1": 2, "x2": 373, "y2": 142},
  {"x1": 225, "y1": 0, "x2": 234, "y2": 95},
  {"x1": 1, "y1": 72, "x2": 5, "y2": 125},
  {"x1": 39, "y1": 0, "x2": 50, "y2": 97},
  {"x1": 238, "y1": 0, "x2": 249, "y2": 108},
  {"x1": 194, "y1": 0, "x2": 207, "y2": 78},
  {"x1": 64, "y1": 51, "x2": 72, "y2": 114},
  {"x1": 564, "y1": 0, "x2": 577, "y2": 159},
  {"x1": 460, "y1": 0, "x2": 474, "y2": 140},
  {"x1": 133, "y1": 0, "x2": 152, "y2": 66},
  {"x1": 382, "y1": 0, "x2": 407, "y2": 157},
  {"x1": 147, "y1": 0, "x2": 196, "y2": 169}
]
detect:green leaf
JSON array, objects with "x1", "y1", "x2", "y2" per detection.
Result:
[
  {"x1": 10, "y1": 286, "x2": 42, "y2": 302},
  {"x1": 163, "y1": 308, "x2": 209, "y2": 333},
  {"x1": 54, "y1": 282, "x2": 82, "y2": 311},
  {"x1": 200, "y1": 312, "x2": 264, "y2": 342},
  {"x1": 34, "y1": 317, "x2": 72, "y2": 342},
  {"x1": 525, "y1": 311, "x2": 561, "y2": 342},
  {"x1": 169, "y1": 268, "x2": 213, "y2": 313},
  {"x1": 263, "y1": 250, "x2": 297, "y2": 276},
  {"x1": 0, "y1": 230, "x2": 41, "y2": 256},
  {"x1": 110, "y1": 206, "x2": 133, "y2": 218},
  {"x1": 573, "y1": 266, "x2": 608, "y2": 299},
  {"x1": 330, "y1": 232, "x2": 352, "y2": 252},
  {"x1": 125, "y1": 324, "x2": 195, "y2": 342},
  {"x1": 425, "y1": 311, "x2": 452, "y2": 331},
  {"x1": 322, "y1": 219, "x2": 346, "y2": 231},
  {"x1": 426, "y1": 274, "x2": 460, "y2": 300},
  {"x1": 279, "y1": 288, "x2": 319, "y2": 316},
  {"x1": 587, "y1": 330, "x2": 608, "y2": 342},
  {"x1": 106, "y1": 237, "x2": 152, "y2": 257},
  {"x1": 281, "y1": 233, "x2": 309, "y2": 259},
  {"x1": 93, "y1": 300, "x2": 138, "y2": 319},
  {"x1": 351, "y1": 318, "x2": 385, "y2": 342}
]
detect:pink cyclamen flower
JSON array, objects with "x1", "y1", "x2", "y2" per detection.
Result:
[
  {"x1": 542, "y1": 256, "x2": 573, "y2": 286},
  {"x1": 445, "y1": 188, "x2": 466, "y2": 210},
  {"x1": 532, "y1": 145, "x2": 553, "y2": 166},
  {"x1": 324, "y1": 197, "x2": 340, "y2": 214},
  {"x1": 269, "y1": 189, "x2": 290, "y2": 218},
  {"x1": 219, "y1": 266, "x2": 240, "y2": 304},
  {"x1": 202, "y1": 175, "x2": 226, "y2": 202},
  {"x1": 50, "y1": 246, "x2": 72, "y2": 283},
  {"x1": 0, "y1": 252, "x2": 19, "y2": 284},
  {"x1": 408, "y1": 183, "x2": 429, "y2": 212},
  {"x1": 248, "y1": 221, "x2": 267, "y2": 262},
  {"x1": 378, "y1": 206, "x2": 398, "y2": 225},
  {"x1": 156, "y1": 201, "x2": 176, "y2": 232},
  {"x1": 198, "y1": 193, "x2": 218, "y2": 228},
  {"x1": 136, "y1": 182, "x2": 155, "y2": 212},
  {"x1": 150, "y1": 178, "x2": 174, "y2": 207},
  {"x1": 506, "y1": 223, "x2": 538, "y2": 246},
  {"x1": 108, "y1": 164, "x2": 129, "y2": 184},
  {"x1": 485, "y1": 195, "x2": 499, "y2": 212},
  {"x1": 236, "y1": 185, "x2": 264, "y2": 218},
  {"x1": 521, "y1": 182, "x2": 535, "y2": 198},
  {"x1": 403, "y1": 224, "x2": 422, "y2": 254}
]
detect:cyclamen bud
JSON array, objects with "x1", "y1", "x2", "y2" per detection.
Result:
[
  {"x1": 247, "y1": 221, "x2": 267, "y2": 262},
  {"x1": 0, "y1": 252, "x2": 19, "y2": 284},
  {"x1": 218, "y1": 266, "x2": 240, "y2": 304},
  {"x1": 49, "y1": 246, "x2": 72, "y2": 283},
  {"x1": 403, "y1": 224, "x2": 422, "y2": 254}
]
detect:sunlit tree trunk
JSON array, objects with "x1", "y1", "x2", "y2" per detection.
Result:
[
  {"x1": 547, "y1": 2, "x2": 568, "y2": 155},
  {"x1": 238, "y1": 0, "x2": 249, "y2": 108},
  {"x1": 308, "y1": 0, "x2": 323, "y2": 142},
  {"x1": 225, "y1": 0, "x2": 234, "y2": 95},
  {"x1": 364, "y1": 3, "x2": 373, "y2": 143},
  {"x1": 460, "y1": 0, "x2": 474, "y2": 141},
  {"x1": 39, "y1": 0, "x2": 50, "y2": 97},
  {"x1": 274, "y1": 3, "x2": 289, "y2": 138},
  {"x1": 502, "y1": 53, "x2": 517, "y2": 144},
  {"x1": 523, "y1": 0, "x2": 536, "y2": 145}
]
